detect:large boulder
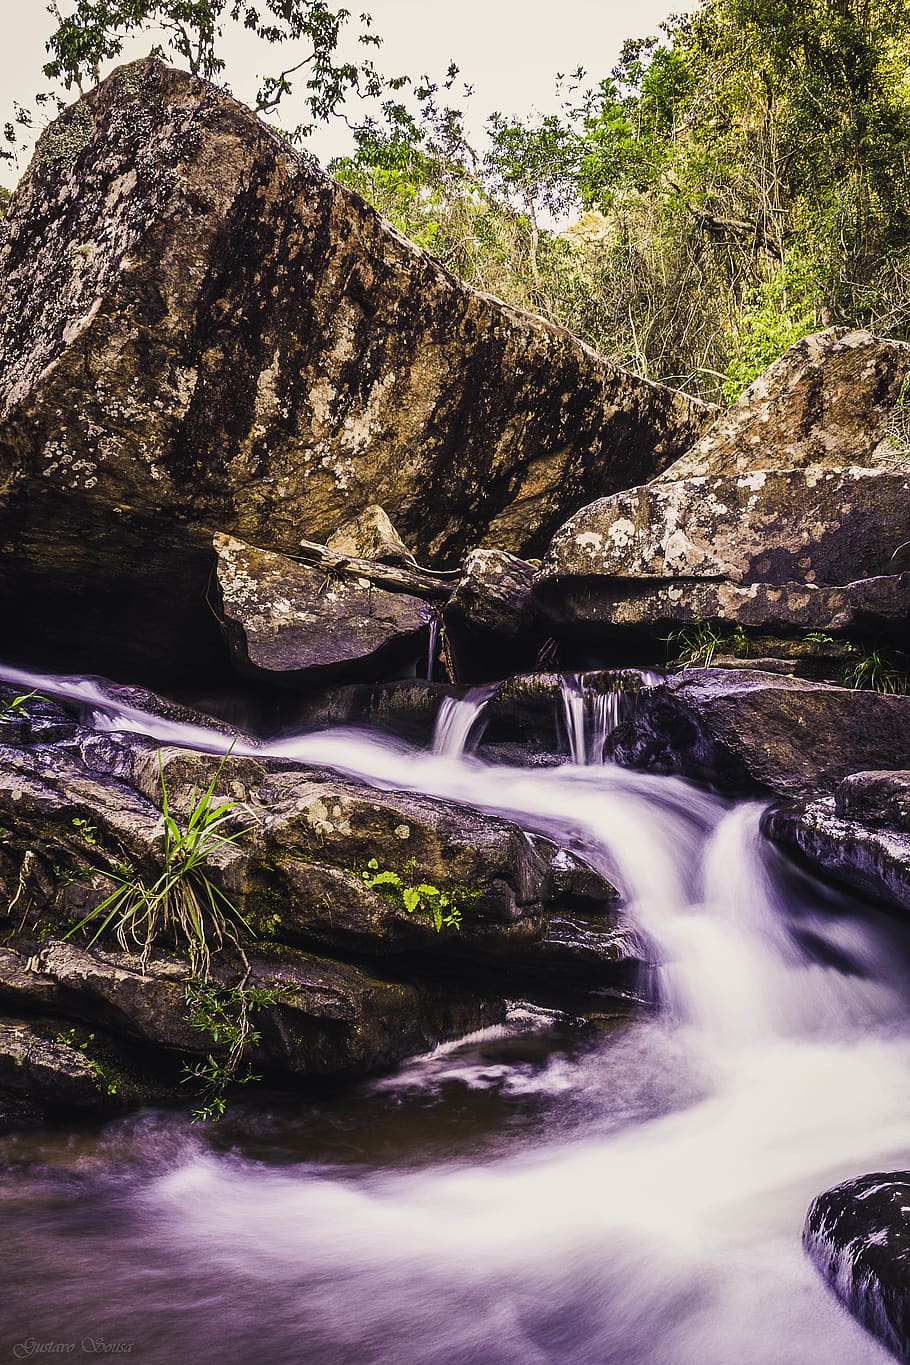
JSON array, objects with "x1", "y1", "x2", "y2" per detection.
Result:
[
  {"x1": 213, "y1": 532, "x2": 435, "y2": 686},
  {"x1": 535, "y1": 330, "x2": 910, "y2": 645},
  {"x1": 805, "y1": 1173, "x2": 910, "y2": 1365},
  {"x1": 607, "y1": 669, "x2": 910, "y2": 799},
  {"x1": 0, "y1": 59, "x2": 711, "y2": 685},
  {"x1": 658, "y1": 328, "x2": 910, "y2": 483}
]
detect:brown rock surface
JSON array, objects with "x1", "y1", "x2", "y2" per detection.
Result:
[
  {"x1": 657, "y1": 328, "x2": 910, "y2": 483},
  {"x1": 0, "y1": 59, "x2": 710, "y2": 685},
  {"x1": 213, "y1": 532, "x2": 435, "y2": 685}
]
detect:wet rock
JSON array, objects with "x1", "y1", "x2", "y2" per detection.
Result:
[
  {"x1": 764, "y1": 799, "x2": 910, "y2": 912},
  {"x1": 0, "y1": 1015, "x2": 136, "y2": 1109},
  {"x1": 444, "y1": 549, "x2": 544, "y2": 678},
  {"x1": 31, "y1": 939, "x2": 502, "y2": 1078},
  {"x1": 0, "y1": 59, "x2": 710, "y2": 686},
  {"x1": 805, "y1": 1172, "x2": 910, "y2": 1364},
  {"x1": 0, "y1": 735, "x2": 554, "y2": 962},
  {"x1": 326, "y1": 505, "x2": 416, "y2": 567},
  {"x1": 607, "y1": 669, "x2": 910, "y2": 799},
  {"x1": 658, "y1": 329, "x2": 910, "y2": 483},
  {"x1": 213, "y1": 532, "x2": 435, "y2": 686},
  {"x1": 0, "y1": 689, "x2": 75, "y2": 746},
  {"x1": 289, "y1": 679, "x2": 457, "y2": 745},
  {"x1": 835, "y1": 771, "x2": 910, "y2": 833}
]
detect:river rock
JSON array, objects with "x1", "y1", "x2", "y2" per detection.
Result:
[
  {"x1": 213, "y1": 532, "x2": 435, "y2": 686},
  {"x1": 543, "y1": 572, "x2": 910, "y2": 636},
  {"x1": 538, "y1": 467, "x2": 910, "y2": 587},
  {"x1": 805, "y1": 1172, "x2": 910, "y2": 1364},
  {"x1": 444, "y1": 549, "x2": 544, "y2": 677},
  {"x1": 31, "y1": 939, "x2": 501, "y2": 1078},
  {"x1": 326, "y1": 505, "x2": 417, "y2": 567},
  {"x1": 0, "y1": 59, "x2": 711, "y2": 686},
  {"x1": 835, "y1": 771, "x2": 910, "y2": 832},
  {"x1": 658, "y1": 328, "x2": 910, "y2": 483},
  {"x1": 607, "y1": 669, "x2": 910, "y2": 799},
  {"x1": 764, "y1": 798, "x2": 910, "y2": 912}
]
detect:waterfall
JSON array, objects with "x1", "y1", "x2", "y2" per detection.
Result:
[
  {"x1": 425, "y1": 616, "x2": 439, "y2": 681},
  {"x1": 557, "y1": 673, "x2": 625, "y2": 764},
  {"x1": 431, "y1": 685, "x2": 496, "y2": 757},
  {"x1": 1, "y1": 659, "x2": 908, "y2": 1363}
]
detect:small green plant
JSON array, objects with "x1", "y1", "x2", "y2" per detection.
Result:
[
  {"x1": 662, "y1": 623, "x2": 749, "y2": 668},
  {"x1": 65, "y1": 751, "x2": 253, "y2": 974},
  {"x1": 71, "y1": 817, "x2": 98, "y2": 845},
  {"x1": 0, "y1": 690, "x2": 40, "y2": 719},
  {"x1": 357, "y1": 858, "x2": 468, "y2": 931},
  {"x1": 55, "y1": 1028, "x2": 119, "y2": 1097},
  {"x1": 182, "y1": 979, "x2": 291, "y2": 1122},
  {"x1": 843, "y1": 645, "x2": 910, "y2": 695}
]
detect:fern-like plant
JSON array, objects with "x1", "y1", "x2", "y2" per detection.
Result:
[{"x1": 66, "y1": 751, "x2": 253, "y2": 975}]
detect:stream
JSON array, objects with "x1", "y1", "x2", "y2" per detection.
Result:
[{"x1": 2, "y1": 665, "x2": 910, "y2": 1362}]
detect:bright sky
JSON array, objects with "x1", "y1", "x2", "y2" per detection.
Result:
[{"x1": 1, "y1": 0, "x2": 682, "y2": 188}]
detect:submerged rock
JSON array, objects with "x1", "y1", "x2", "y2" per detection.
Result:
[
  {"x1": 607, "y1": 669, "x2": 910, "y2": 799},
  {"x1": 0, "y1": 59, "x2": 710, "y2": 685},
  {"x1": 805, "y1": 1172, "x2": 910, "y2": 1364},
  {"x1": 213, "y1": 532, "x2": 435, "y2": 686}
]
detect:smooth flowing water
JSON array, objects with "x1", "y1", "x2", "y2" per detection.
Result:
[{"x1": 2, "y1": 664, "x2": 910, "y2": 1362}]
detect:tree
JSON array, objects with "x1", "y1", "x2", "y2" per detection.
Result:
[{"x1": 3, "y1": 0, "x2": 386, "y2": 162}]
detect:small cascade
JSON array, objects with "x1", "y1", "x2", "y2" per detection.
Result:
[
  {"x1": 425, "y1": 616, "x2": 439, "y2": 681},
  {"x1": 557, "y1": 673, "x2": 625, "y2": 764},
  {"x1": 431, "y1": 685, "x2": 497, "y2": 757}
]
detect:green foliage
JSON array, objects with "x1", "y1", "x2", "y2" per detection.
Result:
[
  {"x1": 64, "y1": 751, "x2": 253, "y2": 974},
  {"x1": 843, "y1": 645, "x2": 910, "y2": 695},
  {"x1": 182, "y1": 977, "x2": 290, "y2": 1121},
  {"x1": 0, "y1": 690, "x2": 40, "y2": 719},
  {"x1": 71, "y1": 817, "x2": 99, "y2": 846},
  {"x1": 357, "y1": 857, "x2": 469, "y2": 932},
  {"x1": 663, "y1": 622, "x2": 748, "y2": 668},
  {"x1": 55, "y1": 1027, "x2": 119, "y2": 1096}
]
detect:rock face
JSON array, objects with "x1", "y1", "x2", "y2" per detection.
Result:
[
  {"x1": 326, "y1": 505, "x2": 416, "y2": 567},
  {"x1": 607, "y1": 669, "x2": 910, "y2": 799},
  {"x1": 0, "y1": 712, "x2": 635, "y2": 1116},
  {"x1": 213, "y1": 532, "x2": 435, "y2": 686},
  {"x1": 0, "y1": 59, "x2": 710, "y2": 685},
  {"x1": 536, "y1": 329, "x2": 910, "y2": 645},
  {"x1": 805, "y1": 1173, "x2": 910, "y2": 1365},
  {"x1": 835, "y1": 771, "x2": 910, "y2": 832},
  {"x1": 658, "y1": 329, "x2": 910, "y2": 483},
  {"x1": 444, "y1": 548, "x2": 544, "y2": 678}
]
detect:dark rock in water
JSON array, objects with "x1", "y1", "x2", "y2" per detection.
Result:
[
  {"x1": 445, "y1": 549, "x2": 544, "y2": 678},
  {"x1": 213, "y1": 533, "x2": 434, "y2": 686},
  {"x1": 805, "y1": 1172, "x2": 910, "y2": 1364},
  {"x1": 0, "y1": 689, "x2": 75, "y2": 746},
  {"x1": 607, "y1": 669, "x2": 910, "y2": 799},
  {"x1": 0, "y1": 1013, "x2": 166, "y2": 1109},
  {"x1": 658, "y1": 328, "x2": 910, "y2": 483},
  {"x1": 290, "y1": 679, "x2": 457, "y2": 745},
  {"x1": 764, "y1": 799, "x2": 910, "y2": 912},
  {"x1": 0, "y1": 59, "x2": 710, "y2": 686},
  {"x1": 326, "y1": 505, "x2": 417, "y2": 567},
  {"x1": 835, "y1": 771, "x2": 910, "y2": 833}
]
